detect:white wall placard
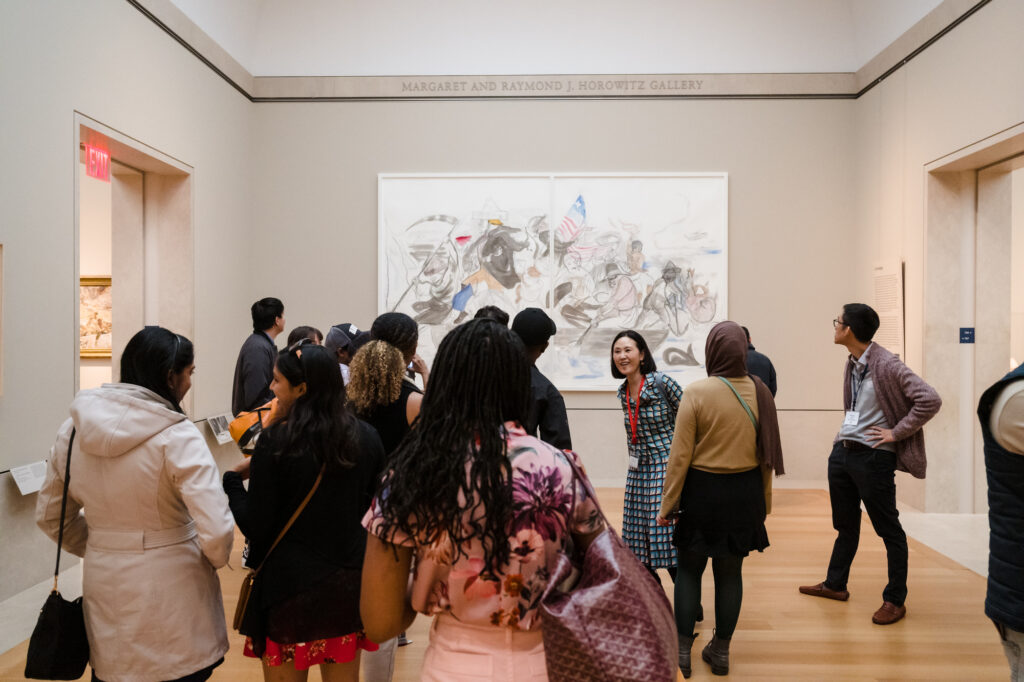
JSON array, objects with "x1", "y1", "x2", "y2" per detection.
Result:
[
  {"x1": 11, "y1": 461, "x2": 48, "y2": 495},
  {"x1": 379, "y1": 173, "x2": 728, "y2": 390}
]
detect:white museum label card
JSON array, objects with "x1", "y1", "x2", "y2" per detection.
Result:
[
  {"x1": 11, "y1": 460, "x2": 48, "y2": 495},
  {"x1": 207, "y1": 413, "x2": 234, "y2": 445}
]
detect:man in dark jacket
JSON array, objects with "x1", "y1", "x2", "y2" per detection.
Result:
[
  {"x1": 511, "y1": 308, "x2": 572, "y2": 450},
  {"x1": 231, "y1": 297, "x2": 284, "y2": 416},
  {"x1": 978, "y1": 363, "x2": 1024, "y2": 679},
  {"x1": 742, "y1": 326, "x2": 777, "y2": 397},
  {"x1": 800, "y1": 303, "x2": 941, "y2": 625}
]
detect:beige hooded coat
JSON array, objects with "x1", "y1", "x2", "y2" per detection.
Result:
[{"x1": 36, "y1": 384, "x2": 234, "y2": 682}]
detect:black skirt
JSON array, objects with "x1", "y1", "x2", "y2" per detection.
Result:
[{"x1": 672, "y1": 467, "x2": 769, "y2": 558}]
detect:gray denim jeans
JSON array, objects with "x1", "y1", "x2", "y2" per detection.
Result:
[{"x1": 995, "y1": 621, "x2": 1024, "y2": 682}]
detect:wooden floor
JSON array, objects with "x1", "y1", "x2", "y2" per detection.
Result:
[{"x1": 0, "y1": 489, "x2": 1007, "y2": 680}]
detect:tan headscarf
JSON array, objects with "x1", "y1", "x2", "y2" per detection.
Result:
[{"x1": 705, "y1": 322, "x2": 785, "y2": 475}]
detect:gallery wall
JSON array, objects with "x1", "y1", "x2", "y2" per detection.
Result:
[
  {"x1": 2, "y1": 0, "x2": 1023, "y2": 605},
  {"x1": 248, "y1": 97, "x2": 859, "y2": 485},
  {"x1": 0, "y1": 0, "x2": 253, "y2": 601},
  {"x1": 852, "y1": 0, "x2": 1024, "y2": 510}
]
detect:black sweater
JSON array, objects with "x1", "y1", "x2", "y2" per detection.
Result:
[{"x1": 223, "y1": 420, "x2": 385, "y2": 611}]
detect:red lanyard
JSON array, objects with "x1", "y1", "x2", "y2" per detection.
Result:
[{"x1": 627, "y1": 376, "x2": 645, "y2": 444}]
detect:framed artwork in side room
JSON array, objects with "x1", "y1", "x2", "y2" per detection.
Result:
[{"x1": 80, "y1": 276, "x2": 112, "y2": 358}]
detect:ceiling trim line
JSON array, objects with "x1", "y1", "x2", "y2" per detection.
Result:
[
  {"x1": 854, "y1": 0, "x2": 992, "y2": 98},
  {"x1": 125, "y1": 0, "x2": 991, "y2": 103},
  {"x1": 125, "y1": 0, "x2": 254, "y2": 102}
]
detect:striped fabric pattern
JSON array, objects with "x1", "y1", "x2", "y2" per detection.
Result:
[{"x1": 617, "y1": 371, "x2": 683, "y2": 568}]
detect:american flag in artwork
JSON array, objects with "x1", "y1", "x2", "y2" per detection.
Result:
[{"x1": 557, "y1": 195, "x2": 586, "y2": 242}]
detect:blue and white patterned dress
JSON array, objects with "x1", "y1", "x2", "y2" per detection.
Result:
[{"x1": 617, "y1": 371, "x2": 683, "y2": 568}]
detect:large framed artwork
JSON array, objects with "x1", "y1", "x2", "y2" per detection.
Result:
[
  {"x1": 80, "y1": 276, "x2": 112, "y2": 358},
  {"x1": 379, "y1": 173, "x2": 728, "y2": 390}
]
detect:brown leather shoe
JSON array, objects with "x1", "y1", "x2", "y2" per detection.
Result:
[
  {"x1": 872, "y1": 601, "x2": 906, "y2": 625},
  {"x1": 799, "y1": 582, "x2": 850, "y2": 601}
]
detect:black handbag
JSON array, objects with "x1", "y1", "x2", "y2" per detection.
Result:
[{"x1": 25, "y1": 429, "x2": 91, "y2": 680}]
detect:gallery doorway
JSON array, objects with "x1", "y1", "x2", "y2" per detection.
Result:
[
  {"x1": 924, "y1": 123, "x2": 1024, "y2": 514},
  {"x1": 74, "y1": 114, "x2": 195, "y2": 412}
]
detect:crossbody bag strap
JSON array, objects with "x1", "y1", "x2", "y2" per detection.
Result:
[
  {"x1": 252, "y1": 463, "x2": 325, "y2": 576},
  {"x1": 53, "y1": 428, "x2": 76, "y2": 591},
  {"x1": 716, "y1": 376, "x2": 758, "y2": 432}
]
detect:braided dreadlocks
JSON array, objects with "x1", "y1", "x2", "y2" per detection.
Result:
[{"x1": 375, "y1": 318, "x2": 531, "y2": 571}]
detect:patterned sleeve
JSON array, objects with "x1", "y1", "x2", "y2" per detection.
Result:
[
  {"x1": 562, "y1": 450, "x2": 604, "y2": 535},
  {"x1": 662, "y1": 373, "x2": 683, "y2": 415},
  {"x1": 361, "y1": 493, "x2": 416, "y2": 548}
]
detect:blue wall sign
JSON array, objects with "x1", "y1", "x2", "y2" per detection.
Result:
[{"x1": 960, "y1": 327, "x2": 975, "y2": 344}]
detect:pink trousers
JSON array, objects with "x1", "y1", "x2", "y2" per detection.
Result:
[{"x1": 420, "y1": 615, "x2": 549, "y2": 682}]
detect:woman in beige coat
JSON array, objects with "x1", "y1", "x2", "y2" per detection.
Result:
[{"x1": 36, "y1": 327, "x2": 235, "y2": 682}]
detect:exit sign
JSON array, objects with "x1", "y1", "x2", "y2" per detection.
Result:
[{"x1": 85, "y1": 144, "x2": 110, "y2": 182}]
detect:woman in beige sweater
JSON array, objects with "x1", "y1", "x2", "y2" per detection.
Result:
[{"x1": 657, "y1": 321, "x2": 784, "y2": 678}]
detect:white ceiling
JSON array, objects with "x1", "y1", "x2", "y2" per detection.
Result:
[{"x1": 168, "y1": 0, "x2": 945, "y2": 77}]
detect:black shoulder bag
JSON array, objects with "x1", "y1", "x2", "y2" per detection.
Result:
[{"x1": 25, "y1": 428, "x2": 91, "y2": 680}]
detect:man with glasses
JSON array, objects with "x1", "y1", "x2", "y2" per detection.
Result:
[{"x1": 799, "y1": 303, "x2": 941, "y2": 625}]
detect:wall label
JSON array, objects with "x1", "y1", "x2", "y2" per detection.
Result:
[{"x1": 960, "y1": 327, "x2": 975, "y2": 344}]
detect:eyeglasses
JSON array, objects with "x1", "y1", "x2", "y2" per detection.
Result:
[{"x1": 833, "y1": 319, "x2": 847, "y2": 329}]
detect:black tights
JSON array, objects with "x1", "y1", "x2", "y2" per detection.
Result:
[{"x1": 674, "y1": 550, "x2": 743, "y2": 639}]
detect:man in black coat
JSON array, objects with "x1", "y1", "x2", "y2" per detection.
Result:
[
  {"x1": 231, "y1": 297, "x2": 284, "y2": 416},
  {"x1": 511, "y1": 308, "x2": 572, "y2": 450}
]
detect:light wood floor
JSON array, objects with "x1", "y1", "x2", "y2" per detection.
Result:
[{"x1": 0, "y1": 489, "x2": 1008, "y2": 680}]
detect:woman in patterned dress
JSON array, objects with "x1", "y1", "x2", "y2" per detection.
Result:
[{"x1": 612, "y1": 329, "x2": 683, "y2": 581}]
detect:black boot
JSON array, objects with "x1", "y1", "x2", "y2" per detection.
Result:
[
  {"x1": 701, "y1": 632, "x2": 731, "y2": 676},
  {"x1": 678, "y1": 632, "x2": 697, "y2": 678}
]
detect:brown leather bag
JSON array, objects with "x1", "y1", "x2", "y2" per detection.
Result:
[
  {"x1": 540, "y1": 455, "x2": 677, "y2": 682},
  {"x1": 233, "y1": 465, "x2": 324, "y2": 631}
]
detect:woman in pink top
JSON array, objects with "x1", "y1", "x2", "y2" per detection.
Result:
[{"x1": 360, "y1": 318, "x2": 604, "y2": 681}]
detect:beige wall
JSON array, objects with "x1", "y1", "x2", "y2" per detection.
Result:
[
  {"x1": 1012, "y1": 168, "x2": 1024, "y2": 366},
  {"x1": 0, "y1": 0, "x2": 253, "y2": 600},
  {"x1": 248, "y1": 98, "x2": 858, "y2": 484},
  {"x1": 2, "y1": 0, "x2": 1023, "y2": 603},
  {"x1": 852, "y1": 0, "x2": 1024, "y2": 511}
]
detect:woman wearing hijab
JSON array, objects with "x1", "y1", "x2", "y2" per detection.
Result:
[{"x1": 658, "y1": 321, "x2": 784, "y2": 678}]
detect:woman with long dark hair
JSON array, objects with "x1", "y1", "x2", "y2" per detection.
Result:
[
  {"x1": 360, "y1": 319, "x2": 604, "y2": 681},
  {"x1": 223, "y1": 343, "x2": 386, "y2": 682},
  {"x1": 657, "y1": 321, "x2": 784, "y2": 677},
  {"x1": 611, "y1": 329, "x2": 683, "y2": 582},
  {"x1": 37, "y1": 326, "x2": 234, "y2": 682}
]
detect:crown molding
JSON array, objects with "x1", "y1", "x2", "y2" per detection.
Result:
[{"x1": 127, "y1": 0, "x2": 991, "y2": 102}]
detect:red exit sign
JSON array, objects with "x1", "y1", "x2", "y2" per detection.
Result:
[{"x1": 85, "y1": 144, "x2": 110, "y2": 182}]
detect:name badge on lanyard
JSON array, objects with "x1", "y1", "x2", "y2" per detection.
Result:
[
  {"x1": 626, "y1": 377, "x2": 645, "y2": 471},
  {"x1": 844, "y1": 410, "x2": 860, "y2": 426}
]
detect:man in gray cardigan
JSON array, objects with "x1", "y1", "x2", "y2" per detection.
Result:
[{"x1": 800, "y1": 303, "x2": 941, "y2": 625}]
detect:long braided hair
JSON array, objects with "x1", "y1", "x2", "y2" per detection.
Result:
[{"x1": 375, "y1": 318, "x2": 530, "y2": 570}]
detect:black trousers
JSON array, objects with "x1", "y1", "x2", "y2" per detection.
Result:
[{"x1": 824, "y1": 442, "x2": 908, "y2": 606}]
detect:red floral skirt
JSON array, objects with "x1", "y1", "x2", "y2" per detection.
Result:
[{"x1": 243, "y1": 633, "x2": 378, "y2": 670}]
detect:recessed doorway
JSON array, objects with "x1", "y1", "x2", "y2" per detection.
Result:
[{"x1": 75, "y1": 114, "x2": 196, "y2": 412}]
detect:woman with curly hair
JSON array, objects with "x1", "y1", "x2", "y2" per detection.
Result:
[
  {"x1": 359, "y1": 319, "x2": 604, "y2": 681},
  {"x1": 347, "y1": 339, "x2": 422, "y2": 458}
]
